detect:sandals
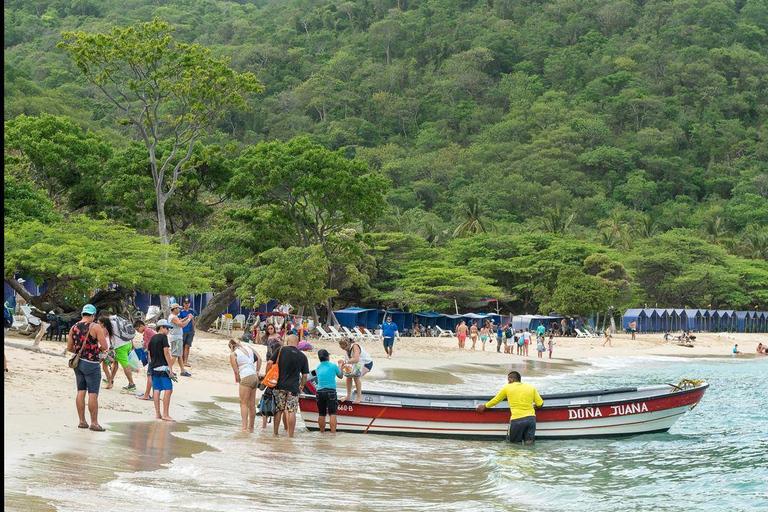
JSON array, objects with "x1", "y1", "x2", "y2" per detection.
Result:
[
  {"x1": 89, "y1": 424, "x2": 106, "y2": 432},
  {"x1": 77, "y1": 422, "x2": 89, "y2": 429}
]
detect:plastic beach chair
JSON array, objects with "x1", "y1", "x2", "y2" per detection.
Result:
[
  {"x1": 436, "y1": 326, "x2": 455, "y2": 337},
  {"x1": 574, "y1": 328, "x2": 590, "y2": 338},
  {"x1": 329, "y1": 325, "x2": 346, "y2": 339}
]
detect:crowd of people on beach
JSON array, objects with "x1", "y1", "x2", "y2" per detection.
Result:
[{"x1": 454, "y1": 320, "x2": 556, "y2": 358}]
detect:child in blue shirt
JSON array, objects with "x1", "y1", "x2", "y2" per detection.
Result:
[{"x1": 315, "y1": 349, "x2": 342, "y2": 433}]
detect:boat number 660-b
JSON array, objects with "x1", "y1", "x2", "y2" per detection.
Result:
[{"x1": 338, "y1": 404, "x2": 354, "y2": 412}]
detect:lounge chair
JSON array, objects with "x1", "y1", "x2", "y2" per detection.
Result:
[
  {"x1": 354, "y1": 327, "x2": 374, "y2": 340},
  {"x1": 233, "y1": 314, "x2": 246, "y2": 330},
  {"x1": 329, "y1": 325, "x2": 347, "y2": 339},
  {"x1": 574, "y1": 328, "x2": 590, "y2": 338},
  {"x1": 316, "y1": 325, "x2": 335, "y2": 340},
  {"x1": 342, "y1": 326, "x2": 363, "y2": 339},
  {"x1": 436, "y1": 326, "x2": 455, "y2": 337},
  {"x1": 363, "y1": 328, "x2": 381, "y2": 341}
]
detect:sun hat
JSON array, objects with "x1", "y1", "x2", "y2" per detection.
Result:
[
  {"x1": 170, "y1": 303, "x2": 182, "y2": 310},
  {"x1": 156, "y1": 319, "x2": 173, "y2": 329},
  {"x1": 82, "y1": 304, "x2": 97, "y2": 315}
]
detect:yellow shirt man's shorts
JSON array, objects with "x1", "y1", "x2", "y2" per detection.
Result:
[{"x1": 485, "y1": 382, "x2": 544, "y2": 443}]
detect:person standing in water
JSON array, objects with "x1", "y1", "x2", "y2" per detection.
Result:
[
  {"x1": 228, "y1": 339, "x2": 261, "y2": 431},
  {"x1": 380, "y1": 315, "x2": 399, "y2": 359},
  {"x1": 315, "y1": 349, "x2": 342, "y2": 433},
  {"x1": 266, "y1": 334, "x2": 309, "y2": 437},
  {"x1": 476, "y1": 371, "x2": 543, "y2": 444},
  {"x1": 456, "y1": 321, "x2": 468, "y2": 349}
]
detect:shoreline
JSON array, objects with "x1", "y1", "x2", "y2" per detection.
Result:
[{"x1": 4, "y1": 330, "x2": 765, "y2": 471}]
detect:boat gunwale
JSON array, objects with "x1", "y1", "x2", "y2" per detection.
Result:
[{"x1": 298, "y1": 382, "x2": 709, "y2": 412}]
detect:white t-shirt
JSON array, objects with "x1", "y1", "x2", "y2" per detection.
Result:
[
  {"x1": 234, "y1": 345, "x2": 257, "y2": 379},
  {"x1": 168, "y1": 313, "x2": 183, "y2": 341}
]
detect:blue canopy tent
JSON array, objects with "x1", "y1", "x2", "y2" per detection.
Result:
[
  {"x1": 646, "y1": 308, "x2": 665, "y2": 332},
  {"x1": 718, "y1": 310, "x2": 734, "y2": 332},
  {"x1": 758, "y1": 312, "x2": 767, "y2": 333},
  {"x1": 439, "y1": 314, "x2": 465, "y2": 331},
  {"x1": 463, "y1": 312, "x2": 503, "y2": 326},
  {"x1": 414, "y1": 312, "x2": 442, "y2": 328},
  {"x1": 378, "y1": 310, "x2": 414, "y2": 332},
  {"x1": 334, "y1": 307, "x2": 381, "y2": 330}
]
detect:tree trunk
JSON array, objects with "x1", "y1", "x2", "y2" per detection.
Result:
[{"x1": 196, "y1": 283, "x2": 238, "y2": 333}]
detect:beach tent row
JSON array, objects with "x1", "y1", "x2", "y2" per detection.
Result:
[
  {"x1": 622, "y1": 309, "x2": 768, "y2": 333},
  {"x1": 334, "y1": 308, "x2": 515, "y2": 332}
]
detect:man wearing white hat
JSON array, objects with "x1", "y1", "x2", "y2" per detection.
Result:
[{"x1": 168, "y1": 303, "x2": 192, "y2": 377}]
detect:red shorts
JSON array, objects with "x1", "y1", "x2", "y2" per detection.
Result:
[{"x1": 458, "y1": 333, "x2": 467, "y2": 341}]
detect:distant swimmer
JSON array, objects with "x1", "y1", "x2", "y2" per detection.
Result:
[{"x1": 476, "y1": 371, "x2": 543, "y2": 445}]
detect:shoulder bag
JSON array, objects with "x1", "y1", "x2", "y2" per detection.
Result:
[
  {"x1": 68, "y1": 327, "x2": 88, "y2": 369},
  {"x1": 262, "y1": 346, "x2": 282, "y2": 388}
]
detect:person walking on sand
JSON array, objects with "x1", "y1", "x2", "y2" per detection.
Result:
[
  {"x1": 229, "y1": 339, "x2": 261, "y2": 432},
  {"x1": 603, "y1": 325, "x2": 612, "y2": 347},
  {"x1": 179, "y1": 298, "x2": 197, "y2": 368},
  {"x1": 66, "y1": 304, "x2": 108, "y2": 431},
  {"x1": 536, "y1": 335, "x2": 546, "y2": 358},
  {"x1": 381, "y1": 315, "x2": 399, "y2": 359},
  {"x1": 469, "y1": 321, "x2": 479, "y2": 350},
  {"x1": 315, "y1": 349, "x2": 342, "y2": 433},
  {"x1": 456, "y1": 321, "x2": 468, "y2": 349},
  {"x1": 133, "y1": 320, "x2": 156, "y2": 400},
  {"x1": 148, "y1": 319, "x2": 176, "y2": 421},
  {"x1": 262, "y1": 323, "x2": 283, "y2": 360},
  {"x1": 522, "y1": 328, "x2": 531, "y2": 356},
  {"x1": 338, "y1": 337, "x2": 374, "y2": 404},
  {"x1": 97, "y1": 316, "x2": 116, "y2": 390},
  {"x1": 479, "y1": 323, "x2": 490, "y2": 351},
  {"x1": 548, "y1": 332, "x2": 555, "y2": 359},
  {"x1": 104, "y1": 312, "x2": 137, "y2": 391},
  {"x1": 168, "y1": 303, "x2": 192, "y2": 377},
  {"x1": 496, "y1": 324, "x2": 504, "y2": 353},
  {"x1": 476, "y1": 371, "x2": 543, "y2": 445},
  {"x1": 266, "y1": 335, "x2": 309, "y2": 437},
  {"x1": 629, "y1": 320, "x2": 637, "y2": 341}
]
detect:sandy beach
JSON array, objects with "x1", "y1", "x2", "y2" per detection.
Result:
[{"x1": 4, "y1": 329, "x2": 766, "y2": 470}]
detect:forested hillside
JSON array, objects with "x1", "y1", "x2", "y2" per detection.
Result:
[{"x1": 5, "y1": 0, "x2": 768, "y2": 317}]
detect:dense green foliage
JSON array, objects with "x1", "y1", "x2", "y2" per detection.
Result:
[{"x1": 4, "y1": 0, "x2": 768, "y2": 314}]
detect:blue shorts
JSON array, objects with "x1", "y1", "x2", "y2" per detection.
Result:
[
  {"x1": 383, "y1": 337, "x2": 394, "y2": 348},
  {"x1": 152, "y1": 375, "x2": 173, "y2": 392},
  {"x1": 74, "y1": 360, "x2": 101, "y2": 394},
  {"x1": 364, "y1": 361, "x2": 373, "y2": 372}
]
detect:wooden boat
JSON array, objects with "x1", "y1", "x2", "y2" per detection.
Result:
[{"x1": 298, "y1": 379, "x2": 708, "y2": 439}]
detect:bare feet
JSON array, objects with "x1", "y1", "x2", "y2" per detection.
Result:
[
  {"x1": 156, "y1": 414, "x2": 162, "y2": 419},
  {"x1": 339, "y1": 396, "x2": 349, "y2": 402},
  {"x1": 161, "y1": 415, "x2": 176, "y2": 422},
  {"x1": 353, "y1": 398, "x2": 362, "y2": 404}
]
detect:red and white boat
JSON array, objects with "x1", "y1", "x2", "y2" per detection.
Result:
[{"x1": 299, "y1": 379, "x2": 708, "y2": 439}]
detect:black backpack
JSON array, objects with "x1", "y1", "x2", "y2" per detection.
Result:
[
  {"x1": 259, "y1": 388, "x2": 277, "y2": 422},
  {"x1": 504, "y1": 327, "x2": 513, "y2": 338}
]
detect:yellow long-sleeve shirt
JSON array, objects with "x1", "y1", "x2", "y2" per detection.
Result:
[{"x1": 485, "y1": 382, "x2": 544, "y2": 420}]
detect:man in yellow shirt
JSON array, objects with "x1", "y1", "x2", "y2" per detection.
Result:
[{"x1": 476, "y1": 371, "x2": 544, "y2": 444}]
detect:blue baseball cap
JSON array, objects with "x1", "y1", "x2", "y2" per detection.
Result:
[{"x1": 82, "y1": 304, "x2": 97, "y2": 315}]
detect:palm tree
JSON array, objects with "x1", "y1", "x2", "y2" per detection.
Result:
[
  {"x1": 540, "y1": 205, "x2": 575, "y2": 234},
  {"x1": 632, "y1": 214, "x2": 659, "y2": 238},
  {"x1": 740, "y1": 229, "x2": 768, "y2": 260},
  {"x1": 702, "y1": 216, "x2": 729, "y2": 244},
  {"x1": 597, "y1": 211, "x2": 629, "y2": 247},
  {"x1": 453, "y1": 195, "x2": 497, "y2": 238}
]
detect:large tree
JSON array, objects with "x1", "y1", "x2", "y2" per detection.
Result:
[
  {"x1": 229, "y1": 137, "x2": 387, "y2": 322},
  {"x1": 58, "y1": 18, "x2": 262, "y2": 246}
]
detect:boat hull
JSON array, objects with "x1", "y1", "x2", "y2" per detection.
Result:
[{"x1": 298, "y1": 385, "x2": 707, "y2": 440}]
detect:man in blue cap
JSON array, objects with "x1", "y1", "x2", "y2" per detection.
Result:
[{"x1": 66, "y1": 304, "x2": 108, "y2": 431}]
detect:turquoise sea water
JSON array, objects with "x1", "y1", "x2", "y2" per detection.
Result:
[{"x1": 4, "y1": 356, "x2": 767, "y2": 511}]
